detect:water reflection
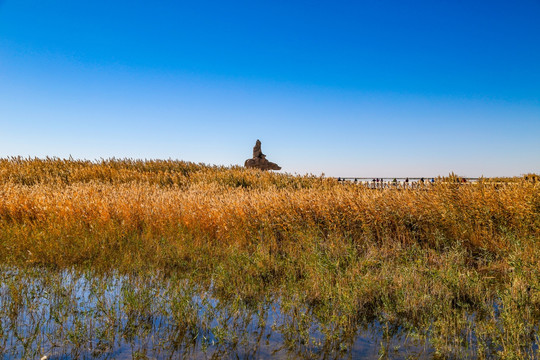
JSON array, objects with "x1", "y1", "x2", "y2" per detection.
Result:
[{"x1": 0, "y1": 267, "x2": 435, "y2": 359}]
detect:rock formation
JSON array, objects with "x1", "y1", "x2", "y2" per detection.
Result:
[{"x1": 244, "y1": 140, "x2": 281, "y2": 170}]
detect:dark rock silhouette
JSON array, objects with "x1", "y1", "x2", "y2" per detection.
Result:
[
  {"x1": 252, "y1": 139, "x2": 264, "y2": 158},
  {"x1": 244, "y1": 140, "x2": 281, "y2": 170}
]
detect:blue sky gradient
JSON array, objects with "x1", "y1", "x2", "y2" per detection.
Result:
[{"x1": 1, "y1": 0, "x2": 539, "y2": 177}]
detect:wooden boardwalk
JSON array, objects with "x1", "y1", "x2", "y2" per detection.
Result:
[{"x1": 336, "y1": 177, "x2": 482, "y2": 189}]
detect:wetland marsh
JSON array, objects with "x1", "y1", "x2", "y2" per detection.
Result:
[{"x1": 0, "y1": 158, "x2": 539, "y2": 359}]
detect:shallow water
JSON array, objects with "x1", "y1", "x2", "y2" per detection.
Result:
[{"x1": 0, "y1": 267, "x2": 440, "y2": 359}]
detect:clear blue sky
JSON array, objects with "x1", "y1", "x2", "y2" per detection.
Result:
[{"x1": 1, "y1": 0, "x2": 539, "y2": 177}]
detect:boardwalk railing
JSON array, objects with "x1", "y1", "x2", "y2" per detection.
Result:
[{"x1": 336, "y1": 177, "x2": 480, "y2": 190}]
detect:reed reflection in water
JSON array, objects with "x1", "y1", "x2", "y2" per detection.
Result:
[{"x1": 0, "y1": 267, "x2": 432, "y2": 359}]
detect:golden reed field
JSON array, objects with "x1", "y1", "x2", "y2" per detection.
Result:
[
  {"x1": 0, "y1": 157, "x2": 539, "y2": 358},
  {"x1": 0, "y1": 157, "x2": 537, "y2": 269}
]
